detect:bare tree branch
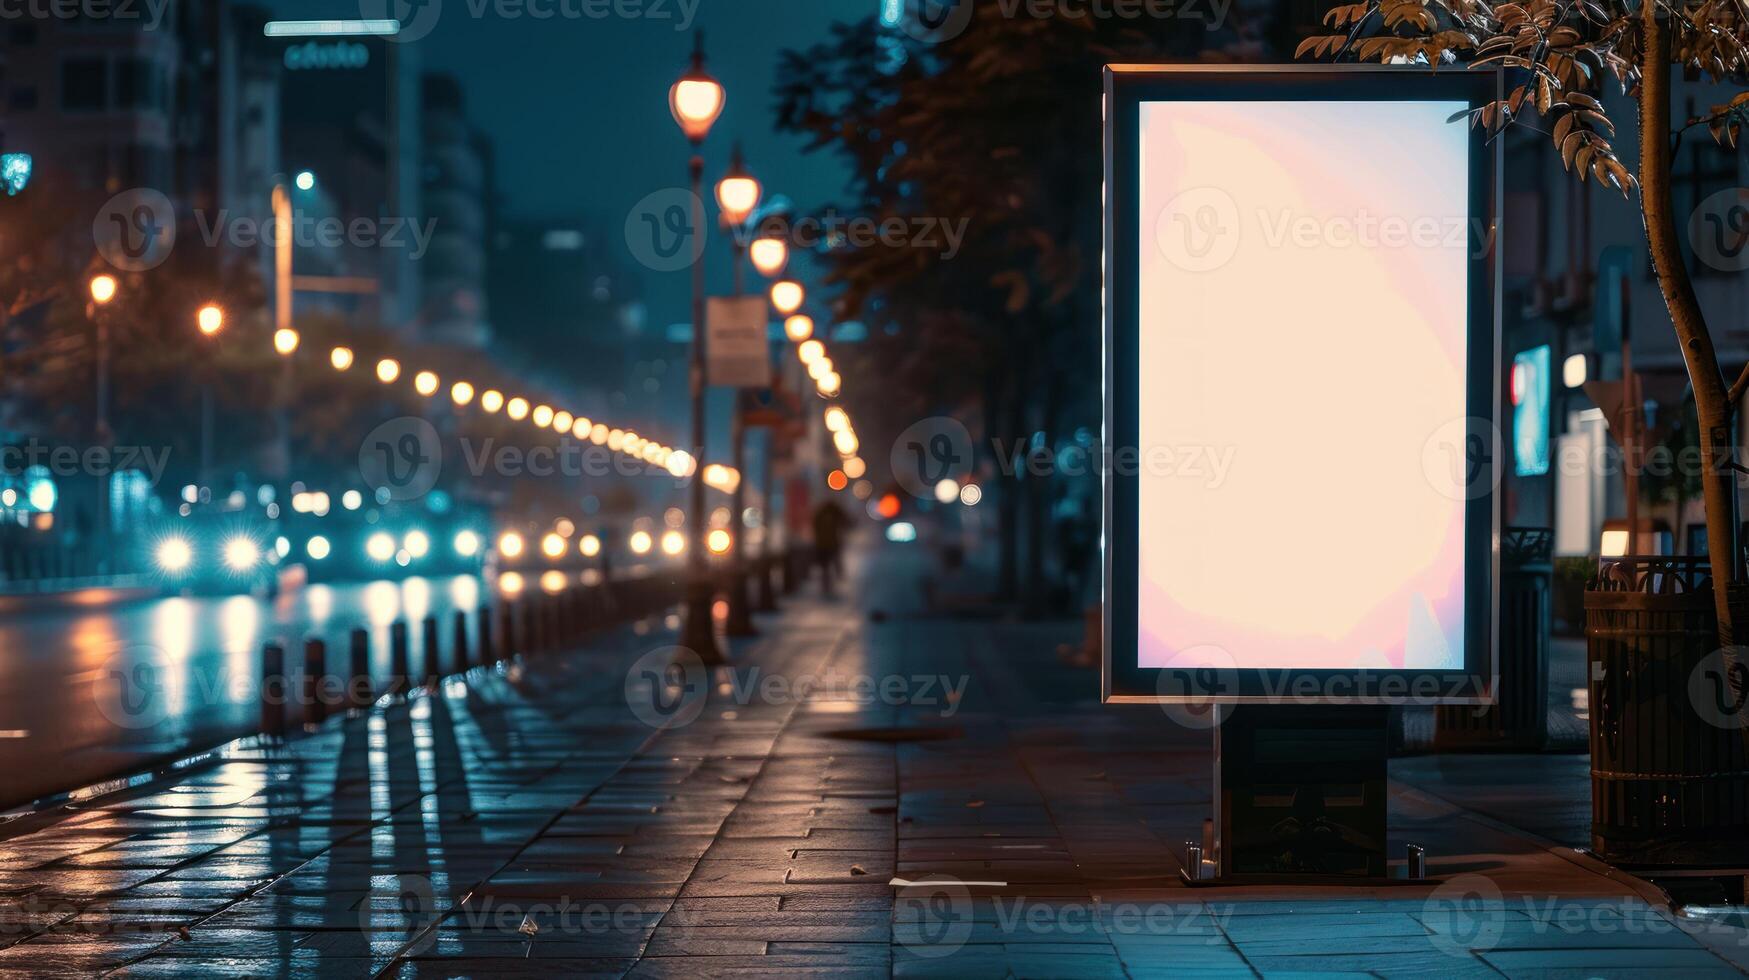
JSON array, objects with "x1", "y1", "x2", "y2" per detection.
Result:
[{"x1": 1728, "y1": 360, "x2": 1749, "y2": 408}]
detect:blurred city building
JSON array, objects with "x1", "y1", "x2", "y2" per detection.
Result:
[{"x1": 419, "y1": 72, "x2": 494, "y2": 348}]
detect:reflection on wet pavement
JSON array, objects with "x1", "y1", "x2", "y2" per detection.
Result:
[{"x1": 1, "y1": 575, "x2": 514, "y2": 808}]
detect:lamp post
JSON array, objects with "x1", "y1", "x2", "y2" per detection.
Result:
[
  {"x1": 749, "y1": 227, "x2": 790, "y2": 600},
  {"x1": 270, "y1": 182, "x2": 295, "y2": 484},
  {"x1": 671, "y1": 32, "x2": 726, "y2": 664},
  {"x1": 716, "y1": 143, "x2": 762, "y2": 637},
  {"x1": 195, "y1": 304, "x2": 224, "y2": 488},
  {"x1": 88, "y1": 275, "x2": 116, "y2": 575}
]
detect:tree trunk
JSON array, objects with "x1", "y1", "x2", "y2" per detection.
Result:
[
  {"x1": 1023, "y1": 359, "x2": 1060, "y2": 612},
  {"x1": 1639, "y1": 4, "x2": 1742, "y2": 646},
  {"x1": 995, "y1": 368, "x2": 1024, "y2": 601}
]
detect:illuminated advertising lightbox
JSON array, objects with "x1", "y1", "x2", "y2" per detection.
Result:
[
  {"x1": 1103, "y1": 66, "x2": 1499, "y2": 705},
  {"x1": 1513, "y1": 345, "x2": 1552, "y2": 477}
]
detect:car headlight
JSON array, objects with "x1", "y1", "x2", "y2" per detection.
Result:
[
  {"x1": 403, "y1": 530, "x2": 430, "y2": 559},
  {"x1": 366, "y1": 532, "x2": 396, "y2": 563},
  {"x1": 223, "y1": 537, "x2": 260, "y2": 571},
  {"x1": 156, "y1": 537, "x2": 193, "y2": 573}
]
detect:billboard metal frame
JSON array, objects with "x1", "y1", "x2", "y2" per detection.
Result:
[{"x1": 1101, "y1": 64, "x2": 1503, "y2": 706}]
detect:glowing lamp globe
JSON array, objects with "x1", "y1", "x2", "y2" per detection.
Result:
[
  {"x1": 750, "y1": 237, "x2": 788, "y2": 276},
  {"x1": 669, "y1": 39, "x2": 724, "y2": 144},
  {"x1": 197, "y1": 304, "x2": 224, "y2": 336},
  {"x1": 715, "y1": 145, "x2": 761, "y2": 226},
  {"x1": 89, "y1": 275, "x2": 117, "y2": 305},
  {"x1": 770, "y1": 280, "x2": 804, "y2": 315}
]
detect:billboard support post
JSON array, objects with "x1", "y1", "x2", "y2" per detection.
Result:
[{"x1": 1204, "y1": 704, "x2": 1391, "y2": 883}]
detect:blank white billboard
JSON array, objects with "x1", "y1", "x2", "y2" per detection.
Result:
[{"x1": 1104, "y1": 67, "x2": 1499, "y2": 705}]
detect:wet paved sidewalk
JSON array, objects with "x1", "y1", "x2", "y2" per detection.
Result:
[{"x1": 1, "y1": 547, "x2": 1744, "y2": 977}]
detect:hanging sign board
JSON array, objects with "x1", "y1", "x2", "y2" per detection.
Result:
[
  {"x1": 707, "y1": 296, "x2": 772, "y2": 389},
  {"x1": 1102, "y1": 65, "x2": 1501, "y2": 707}
]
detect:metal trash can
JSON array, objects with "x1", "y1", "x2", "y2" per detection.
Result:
[
  {"x1": 1436, "y1": 527, "x2": 1551, "y2": 751},
  {"x1": 1585, "y1": 556, "x2": 1749, "y2": 867}
]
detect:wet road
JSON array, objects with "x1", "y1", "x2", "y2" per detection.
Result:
[{"x1": 0, "y1": 570, "x2": 636, "y2": 809}]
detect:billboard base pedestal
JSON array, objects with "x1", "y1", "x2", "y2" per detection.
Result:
[{"x1": 1209, "y1": 704, "x2": 1392, "y2": 882}]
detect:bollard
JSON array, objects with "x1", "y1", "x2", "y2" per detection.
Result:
[
  {"x1": 348, "y1": 628, "x2": 372, "y2": 711},
  {"x1": 301, "y1": 638, "x2": 328, "y2": 729},
  {"x1": 453, "y1": 611, "x2": 470, "y2": 670},
  {"x1": 545, "y1": 595, "x2": 563, "y2": 647},
  {"x1": 523, "y1": 599, "x2": 544, "y2": 652},
  {"x1": 500, "y1": 603, "x2": 518, "y2": 659},
  {"x1": 261, "y1": 642, "x2": 286, "y2": 737},
  {"x1": 553, "y1": 589, "x2": 573, "y2": 641},
  {"x1": 421, "y1": 615, "x2": 441, "y2": 686},
  {"x1": 1184, "y1": 842, "x2": 1204, "y2": 881},
  {"x1": 563, "y1": 588, "x2": 582, "y2": 639},
  {"x1": 478, "y1": 604, "x2": 495, "y2": 665},
  {"x1": 1406, "y1": 844, "x2": 1426, "y2": 880},
  {"x1": 781, "y1": 546, "x2": 798, "y2": 595},
  {"x1": 389, "y1": 621, "x2": 410, "y2": 695},
  {"x1": 577, "y1": 585, "x2": 598, "y2": 635},
  {"x1": 754, "y1": 554, "x2": 778, "y2": 612}
]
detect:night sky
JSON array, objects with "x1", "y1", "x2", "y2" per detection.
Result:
[{"x1": 271, "y1": 0, "x2": 872, "y2": 329}]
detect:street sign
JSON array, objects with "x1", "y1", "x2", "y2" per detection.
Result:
[
  {"x1": 1102, "y1": 66, "x2": 1500, "y2": 707},
  {"x1": 706, "y1": 296, "x2": 771, "y2": 389}
]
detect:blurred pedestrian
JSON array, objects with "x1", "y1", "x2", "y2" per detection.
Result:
[{"x1": 812, "y1": 498, "x2": 850, "y2": 595}]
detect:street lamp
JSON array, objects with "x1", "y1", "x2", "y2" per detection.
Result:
[
  {"x1": 668, "y1": 34, "x2": 725, "y2": 142},
  {"x1": 195, "y1": 305, "x2": 225, "y2": 487},
  {"x1": 89, "y1": 274, "x2": 117, "y2": 305},
  {"x1": 672, "y1": 31, "x2": 726, "y2": 664},
  {"x1": 197, "y1": 304, "x2": 224, "y2": 336},
  {"x1": 716, "y1": 144, "x2": 765, "y2": 638},
  {"x1": 749, "y1": 235, "x2": 788, "y2": 277},
  {"x1": 87, "y1": 275, "x2": 117, "y2": 572},
  {"x1": 376, "y1": 358, "x2": 400, "y2": 383},
  {"x1": 715, "y1": 143, "x2": 762, "y2": 228},
  {"x1": 273, "y1": 328, "x2": 300, "y2": 355},
  {"x1": 451, "y1": 380, "x2": 475, "y2": 405},
  {"x1": 414, "y1": 370, "x2": 439, "y2": 396},
  {"x1": 330, "y1": 346, "x2": 354, "y2": 370},
  {"x1": 784, "y1": 314, "x2": 814, "y2": 343},
  {"x1": 770, "y1": 279, "x2": 804, "y2": 315}
]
